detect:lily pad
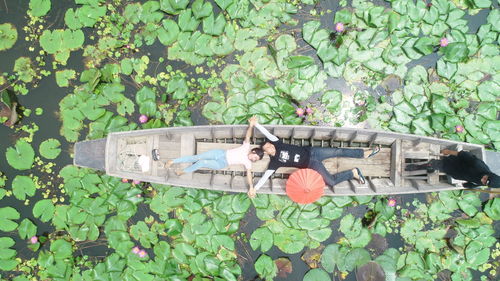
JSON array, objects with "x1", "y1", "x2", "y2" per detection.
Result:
[
  {"x1": 0, "y1": 207, "x2": 20, "y2": 232},
  {"x1": 12, "y1": 175, "x2": 36, "y2": 201},
  {"x1": 255, "y1": 254, "x2": 277, "y2": 280},
  {"x1": 303, "y1": 268, "x2": 330, "y2": 281},
  {"x1": 6, "y1": 140, "x2": 35, "y2": 170},
  {"x1": 39, "y1": 138, "x2": 62, "y2": 159},
  {"x1": 29, "y1": 0, "x2": 51, "y2": 17},
  {"x1": 18, "y1": 218, "x2": 37, "y2": 239},
  {"x1": 33, "y1": 199, "x2": 55, "y2": 223}
]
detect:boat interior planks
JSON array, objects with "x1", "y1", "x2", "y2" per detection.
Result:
[{"x1": 74, "y1": 125, "x2": 486, "y2": 196}]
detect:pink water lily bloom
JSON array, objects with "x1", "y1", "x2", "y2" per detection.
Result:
[
  {"x1": 139, "y1": 114, "x2": 148, "y2": 124},
  {"x1": 133, "y1": 180, "x2": 141, "y2": 185},
  {"x1": 335, "y1": 22, "x2": 345, "y2": 33},
  {"x1": 388, "y1": 198, "x2": 397, "y2": 207},
  {"x1": 455, "y1": 125, "x2": 464, "y2": 133},
  {"x1": 305, "y1": 108, "x2": 313, "y2": 115},
  {"x1": 296, "y1": 108, "x2": 305, "y2": 117},
  {"x1": 121, "y1": 178, "x2": 128, "y2": 183},
  {"x1": 440, "y1": 37, "x2": 449, "y2": 47},
  {"x1": 30, "y1": 236, "x2": 38, "y2": 244},
  {"x1": 138, "y1": 250, "x2": 147, "y2": 258},
  {"x1": 132, "y1": 246, "x2": 140, "y2": 254}
]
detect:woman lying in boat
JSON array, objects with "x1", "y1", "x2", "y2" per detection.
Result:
[
  {"x1": 165, "y1": 116, "x2": 264, "y2": 192},
  {"x1": 248, "y1": 120, "x2": 380, "y2": 198}
]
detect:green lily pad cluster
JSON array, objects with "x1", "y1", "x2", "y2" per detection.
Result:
[
  {"x1": 251, "y1": 195, "x2": 358, "y2": 256},
  {"x1": 54, "y1": 166, "x2": 142, "y2": 243},
  {"x1": 40, "y1": 29, "x2": 85, "y2": 64},
  {"x1": 64, "y1": 0, "x2": 107, "y2": 29},
  {"x1": 203, "y1": 65, "x2": 301, "y2": 124},
  {"x1": 29, "y1": 0, "x2": 51, "y2": 17},
  {"x1": 387, "y1": 60, "x2": 499, "y2": 148},
  {"x1": 59, "y1": 67, "x2": 136, "y2": 142},
  {"x1": 148, "y1": 185, "x2": 249, "y2": 280}
]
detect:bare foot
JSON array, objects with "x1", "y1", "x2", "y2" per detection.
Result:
[
  {"x1": 175, "y1": 170, "x2": 184, "y2": 176},
  {"x1": 352, "y1": 168, "x2": 359, "y2": 179},
  {"x1": 164, "y1": 160, "x2": 174, "y2": 169}
]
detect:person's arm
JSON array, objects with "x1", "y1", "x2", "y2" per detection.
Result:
[
  {"x1": 245, "y1": 116, "x2": 257, "y2": 143},
  {"x1": 255, "y1": 123, "x2": 279, "y2": 142},
  {"x1": 441, "y1": 149, "x2": 459, "y2": 156},
  {"x1": 247, "y1": 169, "x2": 256, "y2": 198},
  {"x1": 254, "y1": 170, "x2": 275, "y2": 191}
]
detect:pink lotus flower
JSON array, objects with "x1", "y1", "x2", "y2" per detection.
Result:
[
  {"x1": 138, "y1": 250, "x2": 147, "y2": 258},
  {"x1": 139, "y1": 115, "x2": 148, "y2": 124},
  {"x1": 133, "y1": 180, "x2": 141, "y2": 185},
  {"x1": 121, "y1": 178, "x2": 128, "y2": 183},
  {"x1": 136, "y1": 194, "x2": 142, "y2": 198},
  {"x1": 296, "y1": 108, "x2": 305, "y2": 117},
  {"x1": 30, "y1": 236, "x2": 38, "y2": 244},
  {"x1": 440, "y1": 38, "x2": 449, "y2": 47},
  {"x1": 305, "y1": 108, "x2": 313, "y2": 115},
  {"x1": 335, "y1": 22, "x2": 345, "y2": 33},
  {"x1": 387, "y1": 198, "x2": 397, "y2": 207},
  {"x1": 455, "y1": 125, "x2": 464, "y2": 133},
  {"x1": 132, "y1": 246, "x2": 140, "y2": 254}
]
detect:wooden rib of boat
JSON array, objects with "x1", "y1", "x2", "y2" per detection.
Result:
[{"x1": 74, "y1": 125, "x2": 487, "y2": 196}]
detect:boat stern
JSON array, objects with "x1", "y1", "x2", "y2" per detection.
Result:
[{"x1": 74, "y1": 138, "x2": 107, "y2": 171}]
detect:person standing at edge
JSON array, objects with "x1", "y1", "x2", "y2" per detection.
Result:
[
  {"x1": 247, "y1": 119, "x2": 380, "y2": 198},
  {"x1": 166, "y1": 116, "x2": 264, "y2": 195},
  {"x1": 406, "y1": 149, "x2": 500, "y2": 188}
]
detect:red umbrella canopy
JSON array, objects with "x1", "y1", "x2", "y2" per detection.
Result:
[{"x1": 286, "y1": 169, "x2": 325, "y2": 204}]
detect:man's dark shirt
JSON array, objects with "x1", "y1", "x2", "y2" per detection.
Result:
[
  {"x1": 443, "y1": 151, "x2": 491, "y2": 187},
  {"x1": 267, "y1": 139, "x2": 311, "y2": 170}
]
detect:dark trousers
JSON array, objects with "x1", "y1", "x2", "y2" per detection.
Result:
[
  {"x1": 308, "y1": 147, "x2": 364, "y2": 187},
  {"x1": 405, "y1": 159, "x2": 443, "y2": 172}
]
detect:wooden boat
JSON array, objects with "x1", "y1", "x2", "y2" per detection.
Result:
[{"x1": 74, "y1": 125, "x2": 490, "y2": 196}]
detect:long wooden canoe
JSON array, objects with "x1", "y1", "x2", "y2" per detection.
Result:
[{"x1": 74, "y1": 125, "x2": 489, "y2": 196}]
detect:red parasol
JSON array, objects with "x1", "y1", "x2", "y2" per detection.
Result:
[{"x1": 286, "y1": 169, "x2": 325, "y2": 204}]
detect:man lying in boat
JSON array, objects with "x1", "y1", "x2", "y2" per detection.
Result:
[
  {"x1": 405, "y1": 149, "x2": 500, "y2": 188},
  {"x1": 164, "y1": 116, "x2": 264, "y2": 193},
  {"x1": 248, "y1": 119, "x2": 380, "y2": 198}
]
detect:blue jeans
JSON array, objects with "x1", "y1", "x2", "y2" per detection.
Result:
[
  {"x1": 173, "y1": 149, "x2": 228, "y2": 173},
  {"x1": 308, "y1": 147, "x2": 364, "y2": 187}
]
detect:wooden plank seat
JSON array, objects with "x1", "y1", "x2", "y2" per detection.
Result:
[{"x1": 194, "y1": 142, "x2": 391, "y2": 177}]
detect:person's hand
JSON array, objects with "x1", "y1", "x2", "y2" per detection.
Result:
[
  {"x1": 248, "y1": 116, "x2": 258, "y2": 126},
  {"x1": 247, "y1": 187, "x2": 256, "y2": 198}
]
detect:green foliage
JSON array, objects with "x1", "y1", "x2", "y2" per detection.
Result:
[
  {"x1": 18, "y1": 218, "x2": 37, "y2": 239},
  {"x1": 0, "y1": 207, "x2": 20, "y2": 231},
  {"x1": 0, "y1": 23, "x2": 18, "y2": 51}
]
